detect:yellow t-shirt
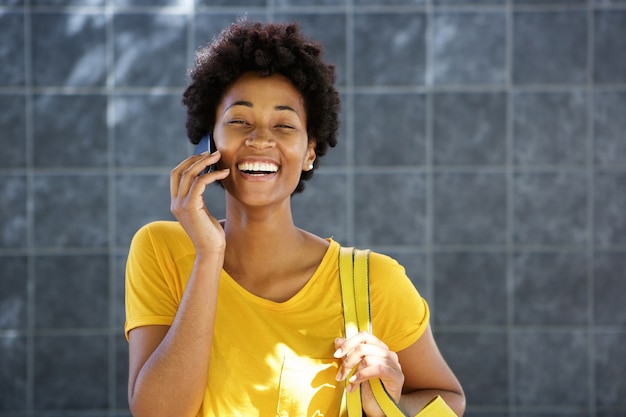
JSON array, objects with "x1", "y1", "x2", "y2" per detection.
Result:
[{"x1": 125, "y1": 221, "x2": 430, "y2": 417}]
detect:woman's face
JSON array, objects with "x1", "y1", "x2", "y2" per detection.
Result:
[{"x1": 213, "y1": 72, "x2": 316, "y2": 208}]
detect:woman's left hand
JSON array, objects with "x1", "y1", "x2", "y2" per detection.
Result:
[{"x1": 334, "y1": 332, "x2": 405, "y2": 417}]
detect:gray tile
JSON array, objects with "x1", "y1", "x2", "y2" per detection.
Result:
[
  {"x1": 292, "y1": 172, "x2": 348, "y2": 243},
  {"x1": 0, "y1": 256, "x2": 28, "y2": 329},
  {"x1": 354, "y1": 173, "x2": 426, "y2": 246},
  {"x1": 513, "y1": 172, "x2": 587, "y2": 245},
  {"x1": 31, "y1": 12, "x2": 106, "y2": 87},
  {"x1": 33, "y1": 94, "x2": 108, "y2": 168},
  {"x1": 113, "y1": 94, "x2": 188, "y2": 168},
  {"x1": 198, "y1": 0, "x2": 265, "y2": 5},
  {"x1": 0, "y1": 335, "x2": 27, "y2": 411},
  {"x1": 0, "y1": 12, "x2": 25, "y2": 86},
  {"x1": 354, "y1": 92, "x2": 426, "y2": 167},
  {"x1": 319, "y1": 92, "x2": 347, "y2": 168},
  {"x1": 115, "y1": 335, "x2": 129, "y2": 409},
  {"x1": 433, "y1": 172, "x2": 507, "y2": 245},
  {"x1": 594, "y1": 10, "x2": 626, "y2": 84},
  {"x1": 431, "y1": 11, "x2": 506, "y2": 86},
  {"x1": 353, "y1": 12, "x2": 426, "y2": 86},
  {"x1": 512, "y1": 329, "x2": 588, "y2": 407},
  {"x1": 113, "y1": 13, "x2": 188, "y2": 88},
  {"x1": 0, "y1": 0, "x2": 23, "y2": 5},
  {"x1": 435, "y1": 0, "x2": 504, "y2": 4},
  {"x1": 513, "y1": 251, "x2": 588, "y2": 325},
  {"x1": 34, "y1": 334, "x2": 108, "y2": 410},
  {"x1": 594, "y1": 172, "x2": 626, "y2": 246},
  {"x1": 515, "y1": 0, "x2": 585, "y2": 4},
  {"x1": 33, "y1": 0, "x2": 103, "y2": 5},
  {"x1": 436, "y1": 330, "x2": 509, "y2": 407},
  {"x1": 0, "y1": 175, "x2": 27, "y2": 249},
  {"x1": 115, "y1": 174, "x2": 173, "y2": 248},
  {"x1": 595, "y1": 331, "x2": 626, "y2": 410},
  {"x1": 433, "y1": 92, "x2": 506, "y2": 166},
  {"x1": 513, "y1": 11, "x2": 587, "y2": 85},
  {"x1": 513, "y1": 91, "x2": 587, "y2": 166},
  {"x1": 0, "y1": 95, "x2": 26, "y2": 169},
  {"x1": 434, "y1": 251, "x2": 507, "y2": 325},
  {"x1": 34, "y1": 255, "x2": 109, "y2": 328},
  {"x1": 193, "y1": 13, "x2": 266, "y2": 52},
  {"x1": 355, "y1": 0, "x2": 424, "y2": 4},
  {"x1": 594, "y1": 252, "x2": 626, "y2": 326},
  {"x1": 33, "y1": 174, "x2": 108, "y2": 248},
  {"x1": 274, "y1": 13, "x2": 347, "y2": 87},
  {"x1": 113, "y1": 0, "x2": 184, "y2": 6},
  {"x1": 594, "y1": 91, "x2": 626, "y2": 167}
]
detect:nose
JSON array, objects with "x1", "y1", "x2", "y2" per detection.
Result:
[{"x1": 245, "y1": 129, "x2": 274, "y2": 149}]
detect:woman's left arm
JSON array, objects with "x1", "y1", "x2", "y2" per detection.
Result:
[
  {"x1": 334, "y1": 324, "x2": 465, "y2": 417},
  {"x1": 396, "y1": 324, "x2": 465, "y2": 416}
]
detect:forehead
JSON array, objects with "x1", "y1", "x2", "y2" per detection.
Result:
[{"x1": 218, "y1": 72, "x2": 306, "y2": 113}]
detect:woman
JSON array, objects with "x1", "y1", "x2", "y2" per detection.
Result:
[{"x1": 125, "y1": 20, "x2": 465, "y2": 417}]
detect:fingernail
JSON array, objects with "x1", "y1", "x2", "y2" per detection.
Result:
[
  {"x1": 333, "y1": 348, "x2": 342, "y2": 358},
  {"x1": 335, "y1": 370, "x2": 344, "y2": 381}
]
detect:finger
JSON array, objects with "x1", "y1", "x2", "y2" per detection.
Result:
[
  {"x1": 171, "y1": 152, "x2": 222, "y2": 199},
  {"x1": 335, "y1": 343, "x2": 392, "y2": 382},
  {"x1": 334, "y1": 331, "x2": 388, "y2": 358}
]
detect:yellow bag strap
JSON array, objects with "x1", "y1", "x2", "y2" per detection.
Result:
[
  {"x1": 339, "y1": 247, "x2": 408, "y2": 417},
  {"x1": 339, "y1": 247, "x2": 457, "y2": 417}
]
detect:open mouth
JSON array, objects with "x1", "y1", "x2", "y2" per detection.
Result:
[{"x1": 238, "y1": 161, "x2": 279, "y2": 176}]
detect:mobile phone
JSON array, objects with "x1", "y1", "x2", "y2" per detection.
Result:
[{"x1": 193, "y1": 134, "x2": 216, "y2": 175}]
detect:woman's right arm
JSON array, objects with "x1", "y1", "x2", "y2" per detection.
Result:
[{"x1": 127, "y1": 151, "x2": 230, "y2": 417}]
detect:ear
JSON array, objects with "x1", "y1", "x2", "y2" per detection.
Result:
[{"x1": 303, "y1": 139, "x2": 317, "y2": 171}]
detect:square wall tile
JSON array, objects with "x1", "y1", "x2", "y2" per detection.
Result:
[
  {"x1": 513, "y1": 11, "x2": 587, "y2": 85},
  {"x1": 292, "y1": 172, "x2": 348, "y2": 243},
  {"x1": 513, "y1": 91, "x2": 587, "y2": 166},
  {"x1": 354, "y1": 92, "x2": 426, "y2": 167},
  {"x1": 354, "y1": 173, "x2": 426, "y2": 246},
  {"x1": 33, "y1": 174, "x2": 108, "y2": 248},
  {"x1": 513, "y1": 251, "x2": 588, "y2": 325},
  {"x1": 594, "y1": 10, "x2": 626, "y2": 84},
  {"x1": 274, "y1": 13, "x2": 347, "y2": 87},
  {"x1": 193, "y1": 13, "x2": 266, "y2": 51},
  {"x1": 434, "y1": 251, "x2": 507, "y2": 325},
  {"x1": 113, "y1": 0, "x2": 185, "y2": 6},
  {"x1": 0, "y1": 175, "x2": 27, "y2": 249},
  {"x1": 113, "y1": 13, "x2": 188, "y2": 88},
  {"x1": 594, "y1": 252, "x2": 626, "y2": 325},
  {"x1": 33, "y1": 0, "x2": 103, "y2": 5},
  {"x1": 594, "y1": 172, "x2": 626, "y2": 246},
  {"x1": 33, "y1": 94, "x2": 108, "y2": 168},
  {"x1": 433, "y1": 92, "x2": 506, "y2": 166},
  {"x1": 31, "y1": 12, "x2": 106, "y2": 87},
  {"x1": 355, "y1": 0, "x2": 423, "y2": 4},
  {"x1": 594, "y1": 92, "x2": 626, "y2": 167},
  {"x1": 433, "y1": 172, "x2": 507, "y2": 245},
  {"x1": 115, "y1": 174, "x2": 173, "y2": 248},
  {"x1": 113, "y1": 94, "x2": 188, "y2": 168},
  {"x1": 197, "y1": 0, "x2": 265, "y2": 6},
  {"x1": 431, "y1": 11, "x2": 506, "y2": 86},
  {"x1": 0, "y1": 12, "x2": 25, "y2": 86},
  {"x1": 513, "y1": 329, "x2": 588, "y2": 407},
  {"x1": 436, "y1": 330, "x2": 509, "y2": 407},
  {"x1": 34, "y1": 255, "x2": 109, "y2": 329},
  {"x1": 0, "y1": 256, "x2": 28, "y2": 329},
  {"x1": 0, "y1": 94, "x2": 26, "y2": 169},
  {"x1": 34, "y1": 334, "x2": 108, "y2": 410},
  {"x1": 115, "y1": 335, "x2": 129, "y2": 409},
  {"x1": 277, "y1": 0, "x2": 346, "y2": 5},
  {"x1": 513, "y1": 172, "x2": 587, "y2": 245},
  {"x1": 595, "y1": 331, "x2": 626, "y2": 411},
  {"x1": 353, "y1": 12, "x2": 426, "y2": 86},
  {"x1": 0, "y1": 335, "x2": 27, "y2": 411}
]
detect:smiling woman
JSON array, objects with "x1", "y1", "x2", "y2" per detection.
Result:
[{"x1": 124, "y1": 19, "x2": 465, "y2": 417}]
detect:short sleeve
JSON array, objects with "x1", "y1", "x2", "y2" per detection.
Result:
[
  {"x1": 368, "y1": 252, "x2": 430, "y2": 352},
  {"x1": 124, "y1": 222, "x2": 180, "y2": 340}
]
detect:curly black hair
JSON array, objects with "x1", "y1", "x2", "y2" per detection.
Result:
[{"x1": 182, "y1": 20, "x2": 341, "y2": 194}]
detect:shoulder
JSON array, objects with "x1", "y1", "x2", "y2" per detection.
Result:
[{"x1": 130, "y1": 221, "x2": 194, "y2": 259}]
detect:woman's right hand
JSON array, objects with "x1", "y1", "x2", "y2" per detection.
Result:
[{"x1": 170, "y1": 151, "x2": 230, "y2": 255}]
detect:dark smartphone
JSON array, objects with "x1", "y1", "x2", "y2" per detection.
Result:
[{"x1": 193, "y1": 134, "x2": 216, "y2": 175}]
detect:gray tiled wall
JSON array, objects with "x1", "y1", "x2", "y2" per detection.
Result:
[{"x1": 1, "y1": 0, "x2": 625, "y2": 416}]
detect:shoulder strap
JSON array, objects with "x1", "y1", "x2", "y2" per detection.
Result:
[{"x1": 339, "y1": 247, "x2": 458, "y2": 417}]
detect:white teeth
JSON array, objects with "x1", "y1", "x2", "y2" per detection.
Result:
[{"x1": 238, "y1": 161, "x2": 278, "y2": 173}]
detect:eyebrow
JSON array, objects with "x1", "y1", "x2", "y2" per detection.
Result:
[{"x1": 224, "y1": 101, "x2": 299, "y2": 115}]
